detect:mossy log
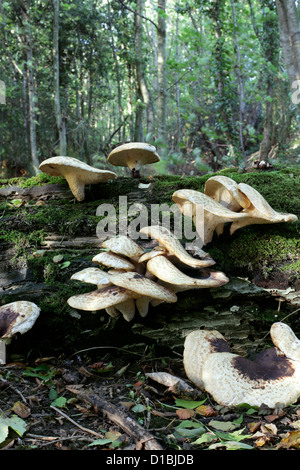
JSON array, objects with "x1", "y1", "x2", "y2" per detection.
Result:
[{"x1": 0, "y1": 167, "x2": 300, "y2": 360}]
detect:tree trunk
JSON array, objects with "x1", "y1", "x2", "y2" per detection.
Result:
[
  {"x1": 276, "y1": 0, "x2": 300, "y2": 83},
  {"x1": 53, "y1": 0, "x2": 67, "y2": 156},
  {"x1": 157, "y1": 0, "x2": 167, "y2": 146}
]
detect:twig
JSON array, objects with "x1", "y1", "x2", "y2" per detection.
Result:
[{"x1": 50, "y1": 405, "x2": 103, "y2": 438}]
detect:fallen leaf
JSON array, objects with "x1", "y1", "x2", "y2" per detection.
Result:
[
  {"x1": 247, "y1": 421, "x2": 261, "y2": 434},
  {"x1": 11, "y1": 401, "x2": 31, "y2": 419},
  {"x1": 277, "y1": 430, "x2": 300, "y2": 449},
  {"x1": 195, "y1": 405, "x2": 217, "y2": 417},
  {"x1": 176, "y1": 408, "x2": 195, "y2": 420}
]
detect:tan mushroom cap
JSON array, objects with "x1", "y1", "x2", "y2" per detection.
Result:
[
  {"x1": 0, "y1": 301, "x2": 40, "y2": 339},
  {"x1": 139, "y1": 225, "x2": 215, "y2": 268},
  {"x1": 172, "y1": 189, "x2": 249, "y2": 244},
  {"x1": 204, "y1": 175, "x2": 250, "y2": 212},
  {"x1": 92, "y1": 252, "x2": 136, "y2": 271},
  {"x1": 109, "y1": 271, "x2": 177, "y2": 303},
  {"x1": 39, "y1": 156, "x2": 116, "y2": 201},
  {"x1": 107, "y1": 142, "x2": 160, "y2": 173},
  {"x1": 102, "y1": 236, "x2": 144, "y2": 262},
  {"x1": 67, "y1": 285, "x2": 139, "y2": 311},
  {"x1": 230, "y1": 183, "x2": 298, "y2": 234},
  {"x1": 184, "y1": 322, "x2": 300, "y2": 408},
  {"x1": 146, "y1": 255, "x2": 229, "y2": 288},
  {"x1": 70, "y1": 267, "x2": 112, "y2": 287},
  {"x1": 138, "y1": 246, "x2": 167, "y2": 263}
]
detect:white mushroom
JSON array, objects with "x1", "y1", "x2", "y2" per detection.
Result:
[
  {"x1": 183, "y1": 322, "x2": 300, "y2": 408},
  {"x1": 92, "y1": 252, "x2": 136, "y2": 271},
  {"x1": 102, "y1": 236, "x2": 145, "y2": 262},
  {"x1": 139, "y1": 225, "x2": 215, "y2": 268},
  {"x1": 230, "y1": 183, "x2": 298, "y2": 234},
  {"x1": 146, "y1": 255, "x2": 229, "y2": 288},
  {"x1": 172, "y1": 189, "x2": 249, "y2": 244},
  {"x1": 70, "y1": 267, "x2": 112, "y2": 287},
  {"x1": 39, "y1": 156, "x2": 116, "y2": 201},
  {"x1": 204, "y1": 175, "x2": 250, "y2": 212},
  {"x1": 0, "y1": 301, "x2": 40, "y2": 364},
  {"x1": 67, "y1": 285, "x2": 139, "y2": 311},
  {"x1": 107, "y1": 142, "x2": 160, "y2": 178}
]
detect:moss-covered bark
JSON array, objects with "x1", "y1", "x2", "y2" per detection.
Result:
[{"x1": 0, "y1": 167, "x2": 299, "y2": 360}]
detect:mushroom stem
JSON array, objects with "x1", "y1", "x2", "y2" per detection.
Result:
[{"x1": 0, "y1": 340, "x2": 6, "y2": 365}]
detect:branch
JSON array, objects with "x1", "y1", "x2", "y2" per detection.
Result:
[{"x1": 116, "y1": 0, "x2": 158, "y2": 30}]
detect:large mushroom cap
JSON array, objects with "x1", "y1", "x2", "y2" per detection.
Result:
[
  {"x1": 39, "y1": 156, "x2": 116, "y2": 201},
  {"x1": 146, "y1": 255, "x2": 229, "y2": 288},
  {"x1": 70, "y1": 267, "x2": 112, "y2": 287},
  {"x1": 102, "y1": 236, "x2": 144, "y2": 262},
  {"x1": 139, "y1": 225, "x2": 215, "y2": 268},
  {"x1": 109, "y1": 271, "x2": 177, "y2": 303},
  {"x1": 172, "y1": 189, "x2": 249, "y2": 244},
  {"x1": 0, "y1": 301, "x2": 40, "y2": 339},
  {"x1": 184, "y1": 322, "x2": 300, "y2": 408},
  {"x1": 67, "y1": 285, "x2": 139, "y2": 311},
  {"x1": 204, "y1": 175, "x2": 250, "y2": 212},
  {"x1": 107, "y1": 142, "x2": 160, "y2": 177},
  {"x1": 230, "y1": 183, "x2": 298, "y2": 234}
]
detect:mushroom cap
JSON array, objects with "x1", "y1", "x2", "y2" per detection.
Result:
[
  {"x1": 230, "y1": 183, "x2": 298, "y2": 234},
  {"x1": 107, "y1": 143, "x2": 160, "y2": 171},
  {"x1": 67, "y1": 285, "x2": 139, "y2": 311},
  {"x1": 102, "y1": 236, "x2": 144, "y2": 261},
  {"x1": 204, "y1": 175, "x2": 250, "y2": 212},
  {"x1": 146, "y1": 255, "x2": 229, "y2": 288},
  {"x1": 109, "y1": 271, "x2": 177, "y2": 303},
  {"x1": 138, "y1": 246, "x2": 167, "y2": 263},
  {"x1": 92, "y1": 252, "x2": 136, "y2": 271},
  {"x1": 183, "y1": 329, "x2": 230, "y2": 389},
  {"x1": 184, "y1": 322, "x2": 300, "y2": 408},
  {"x1": 0, "y1": 301, "x2": 40, "y2": 339},
  {"x1": 70, "y1": 267, "x2": 112, "y2": 286},
  {"x1": 172, "y1": 189, "x2": 249, "y2": 244},
  {"x1": 39, "y1": 156, "x2": 116, "y2": 201},
  {"x1": 139, "y1": 225, "x2": 215, "y2": 268}
]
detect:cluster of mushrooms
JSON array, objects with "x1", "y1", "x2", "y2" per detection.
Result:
[
  {"x1": 1, "y1": 143, "x2": 300, "y2": 410},
  {"x1": 67, "y1": 226, "x2": 229, "y2": 322}
]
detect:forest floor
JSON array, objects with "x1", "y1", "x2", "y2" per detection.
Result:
[{"x1": 1, "y1": 345, "x2": 300, "y2": 454}]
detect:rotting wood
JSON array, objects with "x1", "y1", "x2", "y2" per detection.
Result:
[{"x1": 70, "y1": 387, "x2": 164, "y2": 450}]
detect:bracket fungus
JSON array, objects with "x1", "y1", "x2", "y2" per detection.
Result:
[
  {"x1": 204, "y1": 175, "x2": 250, "y2": 212},
  {"x1": 107, "y1": 142, "x2": 160, "y2": 178},
  {"x1": 172, "y1": 189, "x2": 249, "y2": 245},
  {"x1": 0, "y1": 301, "x2": 40, "y2": 364},
  {"x1": 183, "y1": 322, "x2": 300, "y2": 408},
  {"x1": 39, "y1": 156, "x2": 116, "y2": 201}
]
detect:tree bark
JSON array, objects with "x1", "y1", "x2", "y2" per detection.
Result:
[
  {"x1": 157, "y1": 0, "x2": 167, "y2": 145},
  {"x1": 53, "y1": 0, "x2": 67, "y2": 156},
  {"x1": 276, "y1": 0, "x2": 300, "y2": 83}
]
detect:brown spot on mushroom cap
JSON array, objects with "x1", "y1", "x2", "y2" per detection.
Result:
[
  {"x1": 102, "y1": 236, "x2": 144, "y2": 262},
  {"x1": 39, "y1": 156, "x2": 116, "y2": 201},
  {"x1": 172, "y1": 189, "x2": 249, "y2": 244},
  {"x1": 230, "y1": 183, "x2": 298, "y2": 234},
  {"x1": 67, "y1": 285, "x2": 139, "y2": 311},
  {"x1": 109, "y1": 271, "x2": 177, "y2": 302},
  {"x1": 140, "y1": 225, "x2": 215, "y2": 268},
  {"x1": 146, "y1": 255, "x2": 229, "y2": 288},
  {"x1": 92, "y1": 252, "x2": 136, "y2": 271},
  {"x1": 204, "y1": 175, "x2": 250, "y2": 212},
  {"x1": 107, "y1": 142, "x2": 160, "y2": 175},
  {"x1": 0, "y1": 301, "x2": 40, "y2": 339}
]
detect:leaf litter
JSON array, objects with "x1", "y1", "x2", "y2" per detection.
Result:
[{"x1": 0, "y1": 346, "x2": 300, "y2": 451}]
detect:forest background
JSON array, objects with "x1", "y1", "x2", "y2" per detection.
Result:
[{"x1": 1, "y1": 0, "x2": 300, "y2": 179}]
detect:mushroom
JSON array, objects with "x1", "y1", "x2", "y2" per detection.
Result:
[
  {"x1": 230, "y1": 183, "x2": 298, "y2": 234},
  {"x1": 0, "y1": 301, "x2": 40, "y2": 364},
  {"x1": 204, "y1": 175, "x2": 250, "y2": 212},
  {"x1": 67, "y1": 285, "x2": 140, "y2": 312},
  {"x1": 183, "y1": 322, "x2": 300, "y2": 408},
  {"x1": 39, "y1": 156, "x2": 116, "y2": 201},
  {"x1": 107, "y1": 142, "x2": 160, "y2": 178},
  {"x1": 108, "y1": 271, "x2": 178, "y2": 304},
  {"x1": 92, "y1": 252, "x2": 136, "y2": 271},
  {"x1": 70, "y1": 267, "x2": 112, "y2": 288},
  {"x1": 172, "y1": 189, "x2": 249, "y2": 245},
  {"x1": 146, "y1": 255, "x2": 229, "y2": 288},
  {"x1": 102, "y1": 236, "x2": 145, "y2": 263},
  {"x1": 139, "y1": 225, "x2": 215, "y2": 268}
]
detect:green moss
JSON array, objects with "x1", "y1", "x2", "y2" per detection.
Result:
[
  {"x1": 0, "y1": 229, "x2": 44, "y2": 260},
  {"x1": 0, "y1": 173, "x2": 67, "y2": 188}
]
